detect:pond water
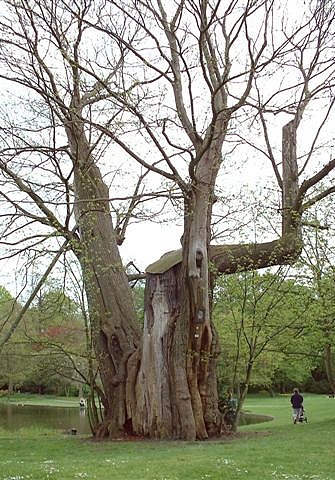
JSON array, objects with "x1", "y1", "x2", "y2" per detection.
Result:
[
  {"x1": 0, "y1": 403, "x2": 91, "y2": 434},
  {"x1": 0, "y1": 404, "x2": 272, "y2": 435},
  {"x1": 239, "y1": 412, "x2": 273, "y2": 425}
]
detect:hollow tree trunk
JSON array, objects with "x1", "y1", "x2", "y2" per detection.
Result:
[
  {"x1": 134, "y1": 262, "x2": 221, "y2": 439},
  {"x1": 180, "y1": 190, "x2": 220, "y2": 440}
]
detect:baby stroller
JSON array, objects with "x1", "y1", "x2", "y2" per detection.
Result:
[{"x1": 294, "y1": 407, "x2": 308, "y2": 423}]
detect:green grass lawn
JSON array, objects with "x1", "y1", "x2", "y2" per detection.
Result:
[{"x1": 0, "y1": 393, "x2": 334, "y2": 480}]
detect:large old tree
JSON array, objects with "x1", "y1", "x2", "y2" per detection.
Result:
[{"x1": 0, "y1": 0, "x2": 335, "y2": 439}]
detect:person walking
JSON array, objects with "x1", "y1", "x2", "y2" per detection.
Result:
[{"x1": 290, "y1": 388, "x2": 304, "y2": 424}]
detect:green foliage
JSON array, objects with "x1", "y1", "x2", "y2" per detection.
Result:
[
  {"x1": 213, "y1": 269, "x2": 318, "y2": 395},
  {"x1": 0, "y1": 286, "x2": 16, "y2": 332},
  {"x1": 0, "y1": 286, "x2": 13, "y2": 303},
  {"x1": 0, "y1": 288, "x2": 33, "y2": 391},
  {"x1": 30, "y1": 287, "x2": 82, "y2": 334},
  {"x1": 0, "y1": 284, "x2": 87, "y2": 395},
  {"x1": 132, "y1": 282, "x2": 145, "y2": 327},
  {"x1": 218, "y1": 390, "x2": 237, "y2": 428},
  {"x1": 25, "y1": 288, "x2": 87, "y2": 395}
]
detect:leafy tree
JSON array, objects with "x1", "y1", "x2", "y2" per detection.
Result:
[
  {"x1": 0, "y1": 287, "x2": 34, "y2": 393},
  {"x1": 0, "y1": 286, "x2": 17, "y2": 334},
  {"x1": 0, "y1": 283, "x2": 90, "y2": 397},
  {"x1": 300, "y1": 221, "x2": 335, "y2": 393},
  {"x1": 24, "y1": 287, "x2": 89, "y2": 396},
  {"x1": 213, "y1": 269, "x2": 315, "y2": 428}
]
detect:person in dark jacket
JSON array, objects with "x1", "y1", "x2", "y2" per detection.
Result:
[{"x1": 290, "y1": 388, "x2": 304, "y2": 424}]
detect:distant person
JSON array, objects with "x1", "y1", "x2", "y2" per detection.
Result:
[{"x1": 290, "y1": 388, "x2": 303, "y2": 424}]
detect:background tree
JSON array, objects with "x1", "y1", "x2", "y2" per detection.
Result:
[
  {"x1": 0, "y1": 283, "x2": 88, "y2": 397},
  {"x1": 0, "y1": 286, "x2": 34, "y2": 393},
  {"x1": 213, "y1": 268, "x2": 315, "y2": 429},
  {"x1": 300, "y1": 206, "x2": 335, "y2": 393},
  {"x1": 25, "y1": 287, "x2": 87, "y2": 395}
]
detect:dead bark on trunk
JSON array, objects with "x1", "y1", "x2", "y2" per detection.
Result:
[
  {"x1": 134, "y1": 266, "x2": 185, "y2": 438},
  {"x1": 134, "y1": 263, "x2": 221, "y2": 439}
]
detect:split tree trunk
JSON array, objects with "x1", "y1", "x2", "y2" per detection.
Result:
[
  {"x1": 133, "y1": 262, "x2": 221, "y2": 439},
  {"x1": 135, "y1": 114, "x2": 227, "y2": 439}
]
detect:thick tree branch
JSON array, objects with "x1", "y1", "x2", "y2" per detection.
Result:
[{"x1": 210, "y1": 234, "x2": 302, "y2": 274}]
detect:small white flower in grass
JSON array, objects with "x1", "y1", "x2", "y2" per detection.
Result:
[
  {"x1": 270, "y1": 473, "x2": 331, "y2": 480},
  {"x1": 42, "y1": 463, "x2": 60, "y2": 475},
  {"x1": 104, "y1": 457, "x2": 128, "y2": 466},
  {"x1": 215, "y1": 457, "x2": 234, "y2": 465},
  {"x1": 45, "y1": 466, "x2": 58, "y2": 471},
  {"x1": 3, "y1": 476, "x2": 26, "y2": 480}
]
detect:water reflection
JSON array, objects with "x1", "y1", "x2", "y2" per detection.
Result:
[
  {"x1": 0, "y1": 403, "x2": 91, "y2": 434},
  {"x1": 0, "y1": 404, "x2": 272, "y2": 435}
]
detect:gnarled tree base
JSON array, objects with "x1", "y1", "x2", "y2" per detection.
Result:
[{"x1": 133, "y1": 264, "x2": 222, "y2": 440}]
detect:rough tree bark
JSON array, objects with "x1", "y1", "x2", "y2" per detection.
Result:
[{"x1": 66, "y1": 115, "x2": 141, "y2": 437}]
